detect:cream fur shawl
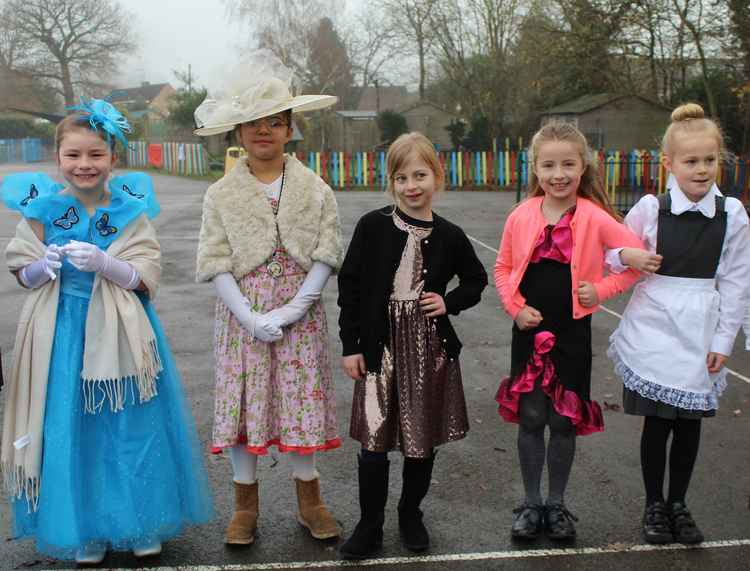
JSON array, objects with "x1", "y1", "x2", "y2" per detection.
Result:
[
  {"x1": 196, "y1": 154, "x2": 343, "y2": 282},
  {"x1": 2, "y1": 215, "x2": 162, "y2": 509}
]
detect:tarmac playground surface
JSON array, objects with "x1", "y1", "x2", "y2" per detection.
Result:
[{"x1": 0, "y1": 163, "x2": 748, "y2": 570}]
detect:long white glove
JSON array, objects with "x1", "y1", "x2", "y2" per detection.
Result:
[
  {"x1": 265, "y1": 262, "x2": 332, "y2": 328},
  {"x1": 213, "y1": 273, "x2": 282, "y2": 343},
  {"x1": 62, "y1": 240, "x2": 141, "y2": 290},
  {"x1": 18, "y1": 244, "x2": 63, "y2": 288}
]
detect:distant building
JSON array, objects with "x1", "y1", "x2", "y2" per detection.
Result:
[
  {"x1": 331, "y1": 110, "x2": 379, "y2": 152},
  {"x1": 540, "y1": 93, "x2": 671, "y2": 149},
  {"x1": 332, "y1": 86, "x2": 456, "y2": 151},
  {"x1": 355, "y1": 85, "x2": 417, "y2": 113},
  {"x1": 0, "y1": 66, "x2": 57, "y2": 116},
  {"x1": 399, "y1": 101, "x2": 457, "y2": 150},
  {"x1": 106, "y1": 82, "x2": 176, "y2": 117}
]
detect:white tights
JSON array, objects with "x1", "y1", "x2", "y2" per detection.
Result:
[{"x1": 229, "y1": 446, "x2": 318, "y2": 483}]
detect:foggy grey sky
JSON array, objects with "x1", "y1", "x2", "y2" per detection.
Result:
[
  {"x1": 118, "y1": 0, "x2": 362, "y2": 93},
  {"x1": 118, "y1": 0, "x2": 249, "y2": 92}
]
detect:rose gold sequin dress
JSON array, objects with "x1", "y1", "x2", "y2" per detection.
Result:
[{"x1": 349, "y1": 211, "x2": 469, "y2": 458}]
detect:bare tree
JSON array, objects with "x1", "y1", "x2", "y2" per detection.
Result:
[
  {"x1": 0, "y1": 2, "x2": 30, "y2": 71},
  {"x1": 223, "y1": 0, "x2": 346, "y2": 90},
  {"x1": 373, "y1": 0, "x2": 440, "y2": 101},
  {"x1": 670, "y1": 0, "x2": 727, "y2": 117},
  {"x1": 346, "y1": 2, "x2": 399, "y2": 102},
  {"x1": 429, "y1": 0, "x2": 526, "y2": 136},
  {"x1": 3, "y1": 0, "x2": 135, "y2": 106}
]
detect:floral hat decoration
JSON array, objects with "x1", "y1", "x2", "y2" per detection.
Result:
[
  {"x1": 67, "y1": 97, "x2": 132, "y2": 148},
  {"x1": 193, "y1": 50, "x2": 338, "y2": 136}
]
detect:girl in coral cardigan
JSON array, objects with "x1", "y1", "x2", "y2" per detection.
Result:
[{"x1": 494, "y1": 122, "x2": 653, "y2": 541}]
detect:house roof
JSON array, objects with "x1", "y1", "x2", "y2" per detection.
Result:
[
  {"x1": 107, "y1": 83, "x2": 171, "y2": 103},
  {"x1": 336, "y1": 110, "x2": 378, "y2": 120},
  {"x1": 396, "y1": 100, "x2": 457, "y2": 116},
  {"x1": 356, "y1": 85, "x2": 417, "y2": 112},
  {"x1": 541, "y1": 93, "x2": 668, "y2": 115}
]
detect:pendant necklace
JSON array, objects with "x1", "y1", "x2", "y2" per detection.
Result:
[{"x1": 266, "y1": 162, "x2": 287, "y2": 278}]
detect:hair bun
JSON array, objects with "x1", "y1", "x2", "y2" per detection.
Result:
[{"x1": 671, "y1": 103, "x2": 705, "y2": 122}]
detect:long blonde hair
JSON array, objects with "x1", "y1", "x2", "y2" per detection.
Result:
[
  {"x1": 385, "y1": 132, "x2": 445, "y2": 197},
  {"x1": 661, "y1": 102, "x2": 725, "y2": 158},
  {"x1": 528, "y1": 121, "x2": 620, "y2": 220}
]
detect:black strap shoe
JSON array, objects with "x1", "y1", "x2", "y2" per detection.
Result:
[
  {"x1": 642, "y1": 501, "x2": 673, "y2": 544},
  {"x1": 544, "y1": 503, "x2": 577, "y2": 540},
  {"x1": 669, "y1": 502, "x2": 704, "y2": 544},
  {"x1": 511, "y1": 503, "x2": 544, "y2": 540}
]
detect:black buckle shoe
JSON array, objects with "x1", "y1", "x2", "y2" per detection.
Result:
[
  {"x1": 511, "y1": 503, "x2": 544, "y2": 540},
  {"x1": 669, "y1": 502, "x2": 704, "y2": 544},
  {"x1": 642, "y1": 502, "x2": 673, "y2": 544},
  {"x1": 544, "y1": 503, "x2": 577, "y2": 540}
]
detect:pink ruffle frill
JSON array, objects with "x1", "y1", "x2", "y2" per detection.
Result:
[{"x1": 495, "y1": 331, "x2": 604, "y2": 436}]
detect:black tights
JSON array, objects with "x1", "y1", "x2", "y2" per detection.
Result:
[
  {"x1": 517, "y1": 387, "x2": 576, "y2": 506},
  {"x1": 641, "y1": 416, "x2": 702, "y2": 505}
]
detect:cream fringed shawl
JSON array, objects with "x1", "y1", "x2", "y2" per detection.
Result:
[{"x1": 2, "y1": 214, "x2": 162, "y2": 509}]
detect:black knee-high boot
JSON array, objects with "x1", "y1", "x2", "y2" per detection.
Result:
[
  {"x1": 340, "y1": 454, "x2": 390, "y2": 560},
  {"x1": 398, "y1": 454, "x2": 435, "y2": 552}
]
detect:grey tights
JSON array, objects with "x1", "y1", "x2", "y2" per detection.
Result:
[{"x1": 517, "y1": 386, "x2": 576, "y2": 506}]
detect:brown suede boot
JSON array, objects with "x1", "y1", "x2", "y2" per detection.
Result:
[
  {"x1": 295, "y1": 478, "x2": 341, "y2": 539},
  {"x1": 225, "y1": 481, "x2": 259, "y2": 545}
]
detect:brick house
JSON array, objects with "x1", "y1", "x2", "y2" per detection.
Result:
[
  {"x1": 540, "y1": 93, "x2": 671, "y2": 149},
  {"x1": 106, "y1": 82, "x2": 176, "y2": 118}
]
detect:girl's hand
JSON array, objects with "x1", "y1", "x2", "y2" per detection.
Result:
[
  {"x1": 514, "y1": 305, "x2": 542, "y2": 330},
  {"x1": 577, "y1": 281, "x2": 599, "y2": 308},
  {"x1": 419, "y1": 292, "x2": 446, "y2": 317},
  {"x1": 620, "y1": 248, "x2": 663, "y2": 274},
  {"x1": 343, "y1": 354, "x2": 366, "y2": 381},
  {"x1": 63, "y1": 240, "x2": 107, "y2": 273},
  {"x1": 706, "y1": 352, "x2": 727, "y2": 373}
]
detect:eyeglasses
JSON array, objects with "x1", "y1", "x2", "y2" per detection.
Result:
[{"x1": 244, "y1": 117, "x2": 289, "y2": 130}]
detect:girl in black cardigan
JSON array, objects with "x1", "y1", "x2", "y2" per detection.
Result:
[{"x1": 338, "y1": 132, "x2": 487, "y2": 559}]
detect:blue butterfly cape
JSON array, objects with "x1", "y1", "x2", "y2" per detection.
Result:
[{"x1": 1, "y1": 171, "x2": 159, "y2": 249}]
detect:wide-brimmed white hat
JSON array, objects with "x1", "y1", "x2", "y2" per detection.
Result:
[{"x1": 193, "y1": 50, "x2": 337, "y2": 136}]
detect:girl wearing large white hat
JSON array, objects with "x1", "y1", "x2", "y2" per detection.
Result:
[{"x1": 195, "y1": 52, "x2": 343, "y2": 545}]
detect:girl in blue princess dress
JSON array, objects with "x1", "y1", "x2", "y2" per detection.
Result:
[{"x1": 1, "y1": 99, "x2": 213, "y2": 564}]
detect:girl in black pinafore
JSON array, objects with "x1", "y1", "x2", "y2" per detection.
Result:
[{"x1": 608, "y1": 103, "x2": 750, "y2": 545}]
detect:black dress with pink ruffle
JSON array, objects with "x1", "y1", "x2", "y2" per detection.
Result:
[{"x1": 496, "y1": 208, "x2": 603, "y2": 435}]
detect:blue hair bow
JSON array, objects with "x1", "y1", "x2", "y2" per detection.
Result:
[{"x1": 67, "y1": 97, "x2": 131, "y2": 148}]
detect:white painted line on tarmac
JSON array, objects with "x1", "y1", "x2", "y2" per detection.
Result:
[
  {"x1": 466, "y1": 233, "x2": 750, "y2": 386},
  {"x1": 44, "y1": 538, "x2": 750, "y2": 571}
]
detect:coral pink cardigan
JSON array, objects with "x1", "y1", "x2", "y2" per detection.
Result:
[{"x1": 495, "y1": 196, "x2": 643, "y2": 319}]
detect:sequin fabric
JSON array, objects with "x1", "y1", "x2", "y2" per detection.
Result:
[{"x1": 349, "y1": 211, "x2": 469, "y2": 458}]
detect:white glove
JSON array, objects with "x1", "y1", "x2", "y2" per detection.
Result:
[
  {"x1": 213, "y1": 273, "x2": 282, "y2": 343},
  {"x1": 265, "y1": 262, "x2": 332, "y2": 328},
  {"x1": 18, "y1": 244, "x2": 63, "y2": 288},
  {"x1": 62, "y1": 240, "x2": 141, "y2": 289}
]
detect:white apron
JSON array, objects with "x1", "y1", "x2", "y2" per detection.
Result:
[{"x1": 608, "y1": 274, "x2": 726, "y2": 411}]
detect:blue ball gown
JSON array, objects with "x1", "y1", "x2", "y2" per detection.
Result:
[{"x1": 2, "y1": 172, "x2": 213, "y2": 559}]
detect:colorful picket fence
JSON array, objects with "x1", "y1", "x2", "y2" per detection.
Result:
[
  {"x1": 0, "y1": 138, "x2": 44, "y2": 164},
  {"x1": 290, "y1": 149, "x2": 750, "y2": 207},
  {"x1": 124, "y1": 144, "x2": 750, "y2": 208},
  {"x1": 599, "y1": 150, "x2": 750, "y2": 210},
  {"x1": 293, "y1": 150, "x2": 530, "y2": 190},
  {"x1": 126, "y1": 141, "x2": 207, "y2": 176}
]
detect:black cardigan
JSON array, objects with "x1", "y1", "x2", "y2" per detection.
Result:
[{"x1": 337, "y1": 206, "x2": 488, "y2": 372}]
